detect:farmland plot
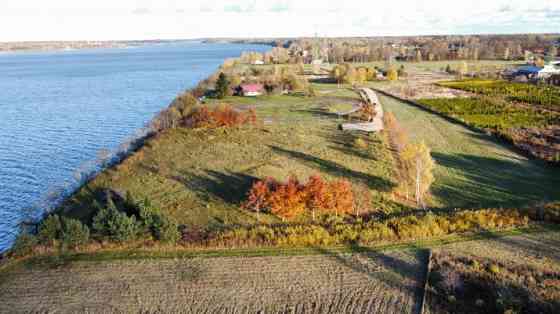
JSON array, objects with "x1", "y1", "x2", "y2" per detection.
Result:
[
  {"x1": 425, "y1": 231, "x2": 560, "y2": 314},
  {"x1": 0, "y1": 250, "x2": 426, "y2": 314}
]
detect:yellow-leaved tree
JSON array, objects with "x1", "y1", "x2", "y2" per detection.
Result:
[
  {"x1": 386, "y1": 67, "x2": 398, "y2": 81},
  {"x1": 342, "y1": 64, "x2": 358, "y2": 85},
  {"x1": 331, "y1": 64, "x2": 346, "y2": 87},
  {"x1": 401, "y1": 141, "x2": 435, "y2": 209}
]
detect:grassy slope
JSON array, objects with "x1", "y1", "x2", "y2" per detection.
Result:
[
  {"x1": 61, "y1": 90, "x2": 398, "y2": 230},
  {"x1": 378, "y1": 93, "x2": 560, "y2": 209}
]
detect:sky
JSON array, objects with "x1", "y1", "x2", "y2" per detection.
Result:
[{"x1": 1, "y1": 0, "x2": 560, "y2": 41}]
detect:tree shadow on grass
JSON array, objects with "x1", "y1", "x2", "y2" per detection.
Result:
[
  {"x1": 172, "y1": 170, "x2": 258, "y2": 205},
  {"x1": 270, "y1": 145, "x2": 394, "y2": 192},
  {"x1": 430, "y1": 152, "x2": 560, "y2": 209}
]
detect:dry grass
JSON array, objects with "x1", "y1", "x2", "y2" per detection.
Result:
[{"x1": 0, "y1": 250, "x2": 426, "y2": 313}]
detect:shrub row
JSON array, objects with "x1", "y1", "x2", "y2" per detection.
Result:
[
  {"x1": 8, "y1": 195, "x2": 180, "y2": 258},
  {"x1": 212, "y1": 209, "x2": 529, "y2": 247},
  {"x1": 185, "y1": 104, "x2": 257, "y2": 129}
]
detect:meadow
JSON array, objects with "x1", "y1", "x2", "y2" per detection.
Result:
[{"x1": 60, "y1": 89, "x2": 399, "y2": 233}]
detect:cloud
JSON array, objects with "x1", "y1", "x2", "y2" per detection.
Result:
[
  {"x1": 224, "y1": 4, "x2": 242, "y2": 13},
  {"x1": 2, "y1": 0, "x2": 560, "y2": 41},
  {"x1": 499, "y1": 4, "x2": 513, "y2": 13},
  {"x1": 546, "y1": 10, "x2": 560, "y2": 19},
  {"x1": 222, "y1": 1, "x2": 257, "y2": 13},
  {"x1": 352, "y1": 16, "x2": 369, "y2": 28},
  {"x1": 131, "y1": 8, "x2": 151, "y2": 15},
  {"x1": 270, "y1": 1, "x2": 290, "y2": 13}
]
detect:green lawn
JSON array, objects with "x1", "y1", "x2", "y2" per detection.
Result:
[{"x1": 379, "y1": 94, "x2": 560, "y2": 209}]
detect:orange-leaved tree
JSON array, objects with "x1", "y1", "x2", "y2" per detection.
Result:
[
  {"x1": 267, "y1": 176, "x2": 307, "y2": 221},
  {"x1": 243, "y1": 175, "x2": 355, "y2": 221}
]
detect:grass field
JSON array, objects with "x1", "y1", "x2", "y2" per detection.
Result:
[
  {"x1": 378, "y1": 93, "x2": 560, "y2": 209},
  {"x1": 61, "y1": 89, "x2": 400, "y2": 231},
  {"x1": 0, "y1": 250, "x2": 427, "y2": 313}
]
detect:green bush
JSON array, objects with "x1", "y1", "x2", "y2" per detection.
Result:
[
  {"x1": 11, "y1": 233, "x2": 37, "y2": 257},
  {"x1": 151, "y1": 214, "x2": 180, "y2": 243},
  {"x1": 37, "y1": 214, "x2": 62, "y2": 245},
  {"x1": 92, "y1": 203, "x2": 138, "y2": 242},
  {"x1": 60, "y1": 217, "x2": 90, "y2": 248},
  {"x1": 136, "y1": 198, "x2": 180, "y2": 243}
]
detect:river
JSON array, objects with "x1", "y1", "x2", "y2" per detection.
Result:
[{"x1": 0, "y1": 42, "x2": 269, "y2": 251}]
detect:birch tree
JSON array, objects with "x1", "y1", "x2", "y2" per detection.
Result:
[{"x1": 401, "y1": 141, "x2": 434, "y2": 209}]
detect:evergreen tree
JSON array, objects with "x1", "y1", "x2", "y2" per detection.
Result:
[{"x1": 215, "y1": 72, "x2": 230, "y2": 99}]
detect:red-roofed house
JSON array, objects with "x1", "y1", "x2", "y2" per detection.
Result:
[{"x1": 240, "y1": 84, "x2": 264, "y2": 97}]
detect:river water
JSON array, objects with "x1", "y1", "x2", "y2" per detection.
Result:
[{"x1": 0, "y1": 42, "x2": 268, "y2": 251}]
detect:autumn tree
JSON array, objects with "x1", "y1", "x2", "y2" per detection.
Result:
[
  {"x1": 386, "y1": 66, "x2": 398, "y2": 81},
  {"x1": 366, "y1": 67, "x2": 377, "y2": 81},
  {"x1": 398, "y1": 65, "x2": 407, "y2": 78},
  {"x1": 415, "y1": 50, "x2": 423, "y2": 62},
  {"x1": 341, "y1": 64, "x2": 357, "y2": 85},
  {"x1": 331, "y1": 64, "x2": 346, "y2": 87},
  {"x1": 357, "y1": 67, "x2": 368, "y2": 84},
  {"x1": 457, "y1": 61, "x2": 468, "y2": 79},
  {"x1": 401, "y1": 141, "x2": 434, "y2": 209}
]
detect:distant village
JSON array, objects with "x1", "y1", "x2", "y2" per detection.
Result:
[{"x1": 233, "y1": 34, "x2": 560, "y2": 87}]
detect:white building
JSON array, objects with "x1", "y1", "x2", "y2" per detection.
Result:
[{"x1": 539, "y1": 61, "x2": 560, "y2": 78}]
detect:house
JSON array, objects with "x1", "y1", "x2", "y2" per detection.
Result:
[
  {"x1": 513, "y1": 65, "x2": 542, "y2": 79},
  {"x1": 251, "y1": 60, "x2": 265, "y2": 65},
  {"x1": 240, "y1": 84, "x2": 264, "y2": 97}
]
